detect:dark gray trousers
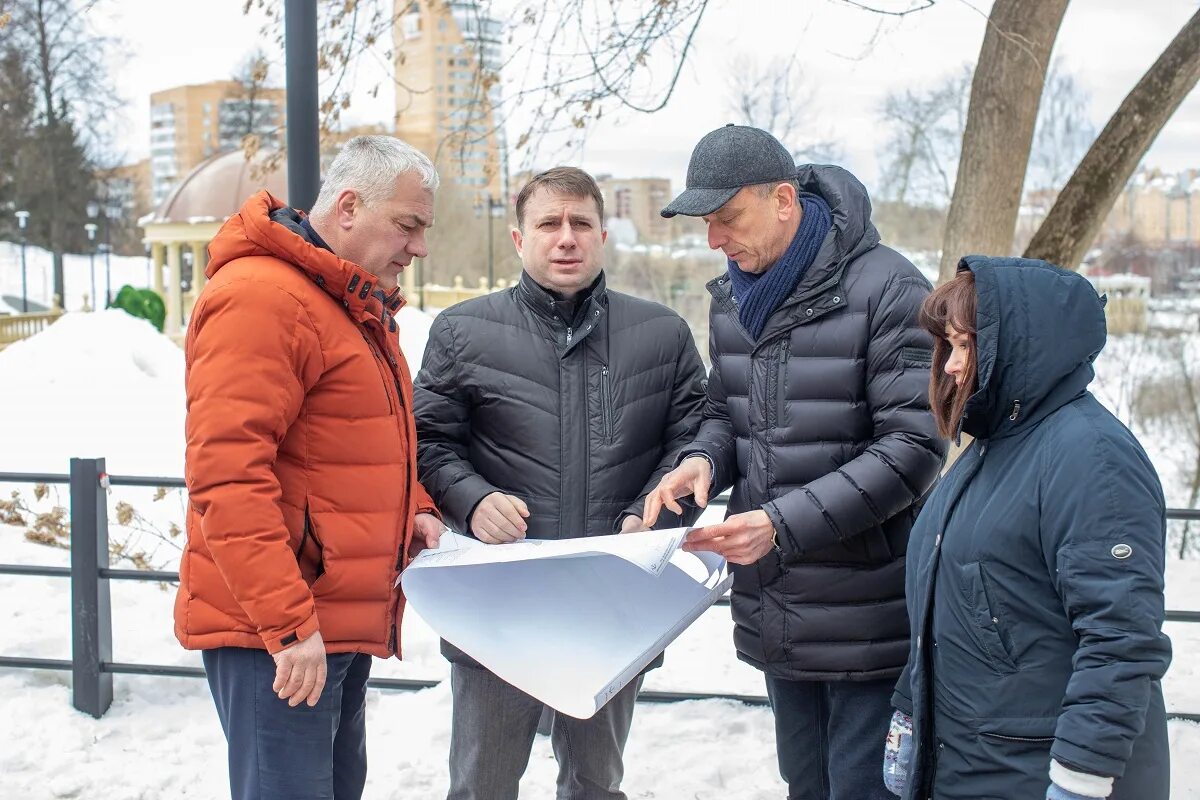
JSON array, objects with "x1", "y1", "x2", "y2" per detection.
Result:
[{"x1": 446, "y1": 663, "x2": 642, "y2": 800}]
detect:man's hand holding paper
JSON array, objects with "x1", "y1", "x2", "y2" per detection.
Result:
[
  {"x1": 470, "y1": 492, "x2": 530, "y2": 543},
  {"x1": 683, "y1": 510, "x2": 777, "y2": 565}
]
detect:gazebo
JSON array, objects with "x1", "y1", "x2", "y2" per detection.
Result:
[{"x1": 141, "y1": 150, "x2": 289, "y2": 337}]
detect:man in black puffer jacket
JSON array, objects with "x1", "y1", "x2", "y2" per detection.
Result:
[
  {"x1": 414, "y1": 167, "x2": 706, "y2": 800},
  {"x1": 645, "y1": 126, "x2": 946, "y2": 800}
]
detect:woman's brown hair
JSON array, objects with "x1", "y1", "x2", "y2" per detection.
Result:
[{"x1": 919, "y1": 269, "x2": 978, "y2": 439}]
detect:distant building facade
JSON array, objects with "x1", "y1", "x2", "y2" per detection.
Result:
[
  {"x1": 149, "y1": 80, "x2": 286, "y2": 207},
  {"x1": 1103, "y1": 168, "x2": 1200, "y2": 247},
  {"x1": 392, "y1": 0, "x2": 505, "y2": 202}
]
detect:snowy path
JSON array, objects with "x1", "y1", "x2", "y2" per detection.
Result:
[{"x1": 3, "y1": 525, "x2": 1200, "y2": 799}]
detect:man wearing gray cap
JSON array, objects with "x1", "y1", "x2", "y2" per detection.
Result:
[{"x1": 644, "y1": 125, "x2": 945, "y2": 800}]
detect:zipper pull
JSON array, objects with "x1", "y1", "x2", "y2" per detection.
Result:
[
  {"x1": 566, "y1": 326, "x2": 573, "y2": 345},
  {"x1": 602, "y1": 365, "x2": 609, "y2": 378},
  {"x1": 1009, "y1": 400, "x2": 1021, "y2": 421},
  {"x1": 779, "y1": 346, "x2": 788, "y2": 363}
]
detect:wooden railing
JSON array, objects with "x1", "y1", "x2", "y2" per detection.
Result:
[
  {"x1": 0, "y1": 309, "x2": 64, "y2": 350},
  {"x1": 420, "y1": 277, "x2": 511, "y2": 310}
]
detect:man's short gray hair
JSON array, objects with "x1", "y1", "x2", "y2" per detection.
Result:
[
  {"x1": 753, "y1": 178, "x2": 801, "y2": 199},
  {"x1": 310, "y1": 135, "x2": 439, "y2": 215}
]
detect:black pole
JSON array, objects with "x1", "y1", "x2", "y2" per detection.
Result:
[
  {"x1": 70, "y1": 457, "x2": 113, "y2": 718},
  {"x1": 89, "y1": 249, "x2": 96, "y2": 311},
  {"x1": 285, "y1": 0, "x2": 320, "y2": 212},
  {"x1": 104, "y1": 213, "x2": 112, "y2": 307},
  {"x1": 19, "y1": 236, "x2": 27, "y2": 313}
]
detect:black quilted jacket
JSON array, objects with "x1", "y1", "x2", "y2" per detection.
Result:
[{"x1": 684, "y1": 164, "x2": 946, "y2": 681}]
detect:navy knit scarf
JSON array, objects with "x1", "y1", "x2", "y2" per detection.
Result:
[{"x1": 727, "y1": 193, "x2": 833, "y2": 340}]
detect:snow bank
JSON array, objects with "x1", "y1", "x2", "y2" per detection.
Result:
[{"x1": 0, "y1": 310, "x2": 186, "y2": 475}]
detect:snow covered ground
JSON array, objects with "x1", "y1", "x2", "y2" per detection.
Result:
[{"x1": 3, "y1": 290, "x2": 1200, "y2": 798}]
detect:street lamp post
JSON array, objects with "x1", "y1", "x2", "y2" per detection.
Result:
[
  {"x1": 475, "y1": 194, "x2": 505, "y2": 290},
  {"x1": 84, "y1": 221, "x2": 98, "y2": 311},
  {"x1": 103, "y1": 201, "x2": 119, "y2": 307},
  {"x1": 15, "y1": 210, "x2": 29, "y2": 312}
]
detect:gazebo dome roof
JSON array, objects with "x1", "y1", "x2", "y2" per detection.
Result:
[{"x1": 147, "y1": 149, "x2": 288, "y2": 225}]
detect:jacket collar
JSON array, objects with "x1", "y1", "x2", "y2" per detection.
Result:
[
  {"x1": 517, "y1": 270, "x2": 609, "y2": 353},
  {"x1": 517, "y1": 270, "x2": 608, "y2": 326}
]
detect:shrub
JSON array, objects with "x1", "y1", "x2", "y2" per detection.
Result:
[{"x1": 112, "y1": 286, "x2": 166, "y2": 332}]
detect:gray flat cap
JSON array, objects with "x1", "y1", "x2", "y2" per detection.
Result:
[{"x1": 661, "y1": 124, "x2": 797, "y2": 218}]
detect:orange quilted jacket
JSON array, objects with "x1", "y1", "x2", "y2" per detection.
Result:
[{"x1": 174, "y1": 191, "x2": 436, "y2": 657}]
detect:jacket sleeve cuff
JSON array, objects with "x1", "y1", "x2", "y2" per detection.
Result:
[
  {"x1": 677, "y1": 446, "x2": 729, "y2": 494},
  {"x1": 619, "y1": 504, "x2": 686, "y2": 531},
  {"x1": 440, "y1": 473, "x2": 501, "y2": 534},
  {"x1": 262, "y1": 612, "x2": 320, "y2": 655},
  {"x1": 1049, "y1": 759, "x2": 1113, "y2": 798},
  {"x1": 413, "y1": 482, "x2": 441, "y2": 519},
  {"x1": 1050, "y1": 739, "x2": 1126, "y2": 783}
]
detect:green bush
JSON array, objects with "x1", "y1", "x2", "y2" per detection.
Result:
[{"x1": 112, "y1": 286, "x2": 166, "y2": 332}]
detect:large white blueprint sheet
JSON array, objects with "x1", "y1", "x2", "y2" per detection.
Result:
[{"x1": 400, "y1": 529, "x2": 733, "y2": 719}]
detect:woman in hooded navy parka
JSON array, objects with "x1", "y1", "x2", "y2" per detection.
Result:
[{"x1": 883, "y1": 256, "x2": 1172, "y2": 800}]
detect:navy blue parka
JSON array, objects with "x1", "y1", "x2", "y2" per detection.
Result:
[{"x1": 893, "y1": 257, "x2": 1172, "y2": 800}]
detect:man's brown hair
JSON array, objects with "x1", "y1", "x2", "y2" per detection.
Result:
[
  {"x1": 514, "y1": 167, "x2": 605, "y2": 229},
  {"x1": 918, "y1": 269, "x2": 978, "y2": 439}
]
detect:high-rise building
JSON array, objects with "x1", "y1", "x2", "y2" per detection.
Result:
[
  {"x1": 149, "y1": 80, "x2": 287, "y2": 208},
  {"x1": 392, "y1": 0, "x2": 506, "y2": 202}
]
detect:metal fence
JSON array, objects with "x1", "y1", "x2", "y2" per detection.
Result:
[{"x1": 1, "y1": 458, "x2": 1198, "y2": 722}]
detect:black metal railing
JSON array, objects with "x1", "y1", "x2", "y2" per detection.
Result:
[{"x1": 1, "y1": 458, "x2": 1198, "y2": 721}]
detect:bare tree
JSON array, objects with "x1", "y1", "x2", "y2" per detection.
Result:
[
  {"x1": 4, "y1": 0, "x2": 117, "y2": 303},
  {"x1": 1024, "y1": 9, "x2": 1200, "y2": 270},
  {"x1": 226, "y1": 50, "x2": 280, "y2": 158},
  {"x1": 725, "y1": 54, "x2": 843, "y2": 163},
  {"x1": 845, "y1": 1, "x2": 1200, "y2": 280},
  {"x1": 1024, "y1": 58, "x2": 1095, "y2": 193},
  {"x1": 876, "y1": 65, "x2": 969, "y2": 206},
  {"x1": 937, "y1": 0, "x2": 1070, "y2": 281},
  {"x1": 246, "y1": 0, "x2": 710, "y2": 168}
]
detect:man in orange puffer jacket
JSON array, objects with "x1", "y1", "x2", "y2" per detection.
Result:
[{"x1": 174, "y1": 136, "x2": 444, "y2": 800}]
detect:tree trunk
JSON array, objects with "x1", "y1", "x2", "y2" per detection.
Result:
[
  {"x1": 32, "y1": 0, "x2": 66, "y2": 304},
  {"x1": 1024, "y1": 9, "x2": 1200, "y2": 270},
  {"x1": 937, "y1": 0, "x2": 1069, "y2": 283}
]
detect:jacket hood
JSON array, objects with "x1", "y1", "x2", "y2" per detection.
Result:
[
  {"x1": 959, "y1": 255, "x2": 1107, "y2": 440},
  {"x1": 206, "y1": 190, "x2": 406, "y2": 319},
  {"x1": 794, "y1": 163, "x2": 881, "y2": 288}
]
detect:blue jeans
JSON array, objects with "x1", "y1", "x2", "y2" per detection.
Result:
[
  {"x1": 203, "y1": 646, "x2": 372, "y2": 800},
  {"x1": 447, "y1": 663, "x2": 642, "y2": 800},
  {"x1": 766, "y1": 675, "x2": 895, "y2": 800}
]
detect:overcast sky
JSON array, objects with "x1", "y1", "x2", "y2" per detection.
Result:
[{"x1": 95, "y1": 0, "x2": 1200, "y2": 198}]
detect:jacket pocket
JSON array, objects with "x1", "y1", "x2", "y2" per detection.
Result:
[
  {"x1": 775, "y1": 342, "x2": 789, "y2": 426},
  {"x1": 979, "y1": 732, "x2": 1054, "y2": 744},
  {"x1": 977, "y1": 726, "x2": 1055, "y2": 790},
  {"x1": 601, "y1": 365, "x2": 614, "y2": 443},
  {"x1": 965, "y1": 561, "x2": 1019, "y2": 672},
  {"x1": 297, "y1": 503, "x2": 326, "y2": 585}
]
